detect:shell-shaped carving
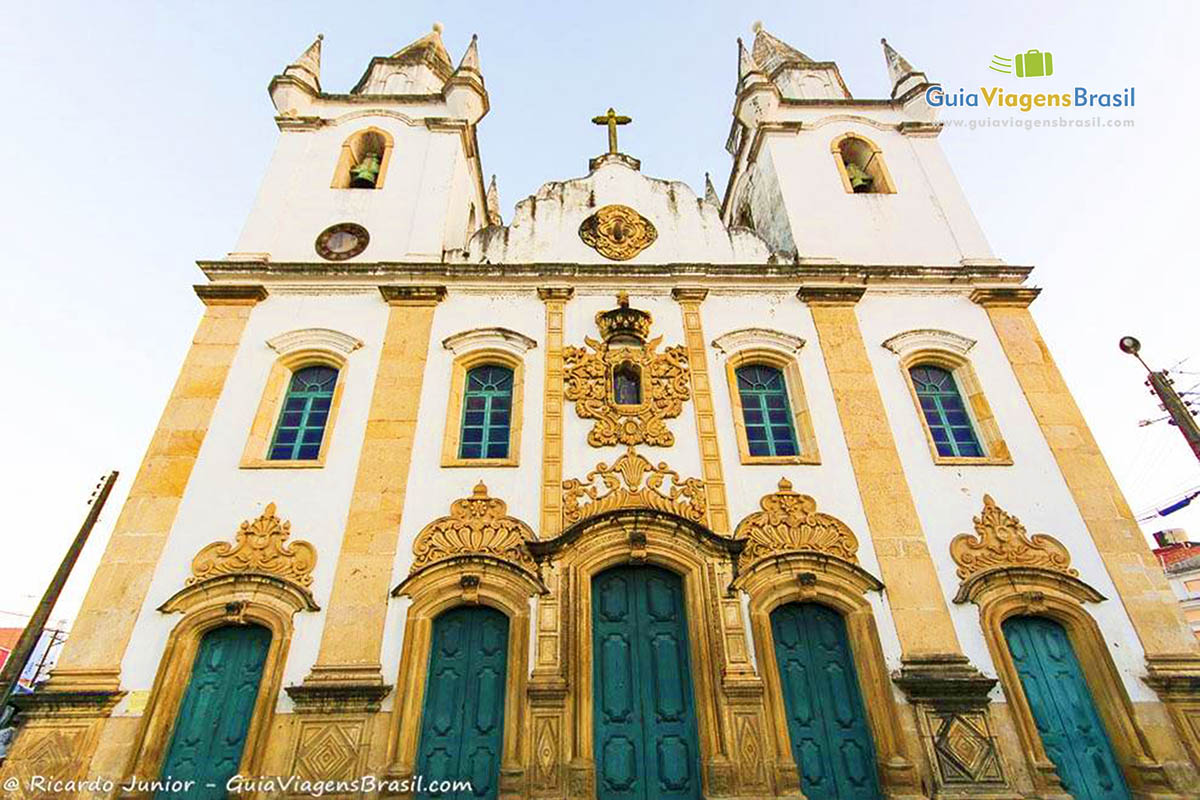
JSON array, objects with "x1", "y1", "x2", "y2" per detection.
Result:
[
  {"x1": 733, "y1": 479, "x2": 859, "y2": 571},
  {"x1": 189, "y1": 502, "x2": 316, "y2": 588},
  {"x1": 410, "y1": 483, "x2": 537, "y2": 576},
  {"x1": 950, "y1": 494, "x2": 1076, "y2": 581},
  {"x1": 562, "y1": 447, "x2": 707, "y2": 527}
]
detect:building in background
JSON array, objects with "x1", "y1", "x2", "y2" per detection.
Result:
[
  {"x1": 1153, "y1": 529, "x2": 1200, "y2": 639},
  {"x1": 0, "y1": 627, "x2": 67, "y2": 692},
  {"x1": 3, "y1": 22, "x2": 1200, "y2": 800}
]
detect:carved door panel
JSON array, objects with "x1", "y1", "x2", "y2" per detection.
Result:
[
  {"x1": 770, "y1": 603, "x2": 881, "y2": 800},
  {"x1": 1003, "y1": 616, "x2": 1131, "y2": 800},
  {"x1": 592, "y1": 566, "x2": 702, "y2": 800},
  {"x1": 158, "y1": 624, "x2": 271, "y2": 799},
  {"x1": 417, "y1": 606, "x2": 509, "y2": 800}
]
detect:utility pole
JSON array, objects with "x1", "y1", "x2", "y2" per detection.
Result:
[
  {"x1": 1121, "y1": 336, "x2": 1200, "y2": 463},
  {"x1": 0, "y1": 471, "x2": 118, "y2": 713}
]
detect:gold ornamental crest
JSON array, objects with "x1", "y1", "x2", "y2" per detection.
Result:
[{"x1": 578, "y1": 204, "x2": 657, "y2": 261}]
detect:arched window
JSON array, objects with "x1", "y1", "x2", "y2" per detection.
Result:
[
  {"x1": 331, "y1": 128, "x2": 394, "y2": 190},
  {"x1": 612, "y1": 362, "x2": 642, "y2": 406},
  {"x1": 459, "y1": 365, "x2": 514, "y2": 460},
  {"x1": 269, "y1": 366, "x2": 338, "y2": 461},
  {"x1": 833, "y1": 134, "x2": 895, "y2": 194},
  {"x1": 909, "y1": 364, "x2": 982, "y2": 457},
  {"x1": 735, "y1": 364, "x2": 799, "y2": 457}
]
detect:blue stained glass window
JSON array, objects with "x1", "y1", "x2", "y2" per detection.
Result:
[
  {"x1": 460, "y1": 365, "x2": 514, "y2": 460},
  {"x1": 269, "y1": 365, "x2": 338, "y2": 461},
  {"x1": 909, "y1": 365, "x2": 983, "y2": 458},
  {"x1": 735, "y1": 365, "x2": 799, "y2": 457}
]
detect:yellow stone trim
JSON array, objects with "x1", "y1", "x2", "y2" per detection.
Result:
[
  {"x1": 239, "y1": 350, "x2": 348, "y2": 470},
  {"x1": 440, "y1": 348, "x2": 525, "y2": 468},
  {"x1": 673, "y1": 288, "x2": 732, "y2": 532},
  {"x1": 806, "y1": 299, "x2": 963, "y2": 657},
  {"x1": 738, "y1": 553, "x2": 921, "y2": 796},
  {"x1": 964, "y1": 570, "x2": 1176, "y2": 796},
  {"x1": 331, "y1": 126, "x2": 395, "y2": 190},
  {"x1": 47, "y1": 299, "x2": 257, "y2": 694},
  {"x1": 898, "y1": 349, "x2": 1012, "y2": 466},
  {"x1": 830, "y1": 132, "x2": 897, "y2": 194},
  {"x1": 307, "y1": 289, "x2": 441, "y2": 682},
  {"x1": 976, "y1": 299, "x2": 1199, "y2": 656},
  {"x1": 723, "y1": 348, "x2": 820, "y2": 467},
  {"x1": 538, "y1": 287, "x2": 573, "y2": 537},
  {"x1": 122, "y1": 573, "x2": 311, "y2": 791}
]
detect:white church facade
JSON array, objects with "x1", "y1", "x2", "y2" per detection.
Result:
[{"x1": 4, "y1": 22, "x2": 1200, "y2": 800}]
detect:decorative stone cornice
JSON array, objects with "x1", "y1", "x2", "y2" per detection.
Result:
[
  {"x1": 671, "y1": 287, "x2": 709, "y2": 302},
  {"x1": 561, "y1": 448, "x2": 707, "y2": 527},
  {"x1": 796, "y1": 286, "x2": 866, "y2": 306},
  {"x1": 537, "y1": 286, "x2": 575, "y2": 301},
  {"x1": 970, "y1": 287, "x2": 1041, "y2": 308},
  {"x1": 442, "y1": 326, "x2": 537, "y2": 356},
  {"x1": 267, "y1": 327, "x2": 364, "y2": 359},
  {"x1": 378, "y1": 285, "x2": 447, "y2": 305},
  {"x1": 950, "y1": 495, "x2": 1075, "y2": 583},
  {"x1": 408, "y1": 482, "x2": 538, "y2": 578},
  {"x1": 733, "y1": 479, "x2": 859, "y2": 572},
  {"x1": 881, "y1": 328, "x2": 976, "y2": 358},
  {"x1": 891, "y1": 654, "x2": 998, "y2": 707},
  {"x1": 189, "y1": 502, "x2": 317, "y2": 589},
  {"x1": 194, "y1": 284, "x2": 268, "y2": 305},
  {"x1": 9, "y1": 688, "x2": 126, "y2": 719},
  {"x1": 711, "y1": 328, "x2": 806, "y2": 356},
  {"x1": 285, "y1": 680, "x2": 392, "y2": 714}
]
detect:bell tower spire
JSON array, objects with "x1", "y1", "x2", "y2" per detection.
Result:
[
  {"x1": 285, "y1": 34, "x2": 322, "y2": 92},
  {"x1": 881, "y1": 38, "x2": 929, "y2": 101}
]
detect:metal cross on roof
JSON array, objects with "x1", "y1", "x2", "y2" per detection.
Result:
[{"x1": 591, "y1": 107, "x2": 632, "y2": 154}]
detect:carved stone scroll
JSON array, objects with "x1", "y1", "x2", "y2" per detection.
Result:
[{"x1": 189, "y1": 502, "x2": 316, "y2": 588}]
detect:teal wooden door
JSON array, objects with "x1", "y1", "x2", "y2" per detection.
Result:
[
  {"x1": 1003, "y1": 616, "x2": 1132, "y2": 800},
  {"x1": 770, "y1": 603, "x2": 881, "y2": 800},
  {"x1": 417, "y1": 606, "x2": 509, "y2": 800},
  {"x1": 158, "y1": 624, "x2": 271, "y2": 799},
  {"x1": 592, "y1": 566, "x2": 702, "y2": 800}
]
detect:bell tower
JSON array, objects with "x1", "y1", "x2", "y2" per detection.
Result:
[
  {"x1": 723, "y1": 24, "x2": 999, "y2": 267},
  {"x1": 231, "y1": 24, "x2": 490, "y2": 264}
]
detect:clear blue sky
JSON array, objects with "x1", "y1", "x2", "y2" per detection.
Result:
[{"x1": 2, "y1": 0, "x2": 1198, "y2": 626}]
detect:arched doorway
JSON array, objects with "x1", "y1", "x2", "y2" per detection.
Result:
[
  {"x1": 769, "y1": 603, "x2": 881, "y2": 800},
  {"x1": 416, "y1": 605, "x2": 510, "y2": 800},
  {"x1": 158, "y1": 624, "x2": 272, "y2": 797},
  {"x1": 592, "y1": 565, "x2": 702, "y2": 800},
  {"x1": 1003, "y1": 616, "x2": 1132, "y2": 800}
]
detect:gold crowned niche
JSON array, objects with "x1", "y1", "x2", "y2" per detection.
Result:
[
  {"x1": 189, "y1": 502, "x2": 316, "y2": 587},
  {"x1": 950, "y1": 494, "x2": 1077, "y2": 580},
  {"x1": 578, "y1": 204, "x2": 657, "y2": 261},
  {"x1": 562, "y1": 447, "x2": 707, "y2": 526},
  {"x1": 564, "y1": 293, "x2": 690, "y2": 447},
  {"x1": 410, "y1": 482, "x2": 538, "y2": 576},
  {"x1": 734, "y1": 478, "x2": 859, "y2": 571}
]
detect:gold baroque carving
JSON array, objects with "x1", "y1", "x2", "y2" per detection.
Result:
[
  {"x1": 578, "y1": 204, "x2": 657, "y2": 260},
  {"x1": 410, "y1": 482, "x2": 538, "y2": 576},
  {"x1": 733, "y1": 478, "x2": 859, "y2": 571},
  {"x1": 190, "y1": 502, "x2": 316, "y2": 588},
  {"x1": 950, "y1": 494, "x2": 1076, "y2": 581},
  {"x1": 564, "y1": 296, "x2": 690, "y2": 447},
  {"x1": 562, "y1": 447, "x2": 707, "y2": 526}
]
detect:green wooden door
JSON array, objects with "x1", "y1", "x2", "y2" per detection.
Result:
[
  {"x1": 1003, "y1": 616, "x2": 1132, "y2": 800},
  {"x1": 770, "y1": 603, "x2": 881, "y2": 800},
  {"x1": 592, "y1": 566, "x2": 702, "y2": 800},
  {"x1": 417, "y1": 606, "x2": 509, "y2": 800},
  {"x1": 158, "y1": 624, "x2": 271, "y2": 799}
]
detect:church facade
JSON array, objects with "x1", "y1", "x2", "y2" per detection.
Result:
[{"x1": 5, "y1": 22, "x2": 1200, "y2": 800}]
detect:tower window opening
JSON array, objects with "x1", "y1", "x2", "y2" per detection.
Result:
[
  {"x1": 835, "y1": 135, "x2": 894, "y2": 194},
  {"x1": 333, "y1": 128, "x2": 393, "y2": 190}
]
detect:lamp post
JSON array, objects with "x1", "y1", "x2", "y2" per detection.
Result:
[{"x1": 1120, "y1": 336, "x2": 1200, "y2": 464}]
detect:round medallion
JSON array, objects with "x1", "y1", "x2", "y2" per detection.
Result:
[{"x1": 315, "y1": 222, "x2": 369, "y2": 261}]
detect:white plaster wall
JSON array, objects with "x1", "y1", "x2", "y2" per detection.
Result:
[
  {"x1": 856, "y1": 291, "x2": 1155, "y2": 701},
  {"x1": 112, "y1": 290, "x2": 390, "y2": 715},
  {"x1": 700, "y1": 291, "x2": 907, "y2": 675},
  {"x1": 233, "y1": 109, "x2": 477, "y2": 263}
]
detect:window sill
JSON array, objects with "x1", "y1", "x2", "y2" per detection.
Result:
[
  {"x1": 739, "y1": 454, "x2": 821, "y2": 466},
  {"x1": 239, "y1": 459, "x2": 327, "y2": 470},
  {"x1": 441, "y1": 458, "x2": 519, "y2": 468},
  {"x1": 929, "y1": 455, "x2": 1014, "y2": 467}
]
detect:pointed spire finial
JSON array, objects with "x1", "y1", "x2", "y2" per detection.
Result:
[
  {"x1": 486, "y1": 174, "x2": 502, "y2": 226},
  {"x1": 752, "y1": 20, "x2": 763, "y2": 34},
  {"x1": 881, "y1": 37, "x2": 927, "y2": 99},
  {"x1": 433, "y1": 21, "x2": 444, "y2": 34},
  {"x1": 704, "y1": 173, "x2": 720, "y2": 207},
  {"x1": 457, "y1": 33, "x2": 481, "y2": 73},
  {"x1": 737, "y1": 37, "x2": 766, "y2": 89},
  {"x1": 283, "y1": 34, "x2": 323, "y2": 92}
]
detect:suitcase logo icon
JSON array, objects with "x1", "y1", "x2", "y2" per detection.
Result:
[{"x1": 989, "y1": 50, "x2": 1054, "y2": 78}]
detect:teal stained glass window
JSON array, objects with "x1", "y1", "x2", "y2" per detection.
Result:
[
  {"x1": 460, "y1": 365, "x2": 514, "y2": 460},
  {"x1": 269, "y1": 366, "x2": 338, "y2": 461},
  {"x1": 736, "y1": 365, "x2": 798, "y2": 457},
  {"x1": 909, "y1": 365, "x2": 983, "y2": 458}
]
